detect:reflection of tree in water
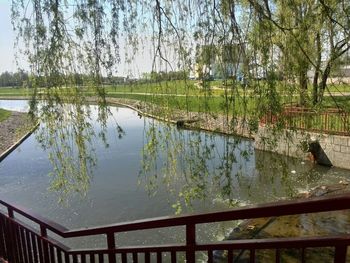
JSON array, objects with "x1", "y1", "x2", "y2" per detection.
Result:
[
  {"x1": 140, "y1": 120, "x2": 256, "y2": 214},
  {"x1": 254, "y1": 150, "x2": 311, "y2": 198},
  {"x1": 140, "y1": 121, "x2": 333, "y2": 213},
  {"x1": 245, "y1": 149, "x2": 337, "y2": 204},
  {"x1": 30, "y1": 90, "x2": 123, "y2": 202}
]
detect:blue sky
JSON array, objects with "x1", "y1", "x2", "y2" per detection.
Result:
[
  {"x1": 0, "y1": 1, "x2": 182, "y2": 76},
  {"x1": 0, "y1": 1, "x2": 19, "y2": 72}
]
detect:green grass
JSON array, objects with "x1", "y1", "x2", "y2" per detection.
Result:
[
  {"x1": 0, "y1": 81, "x2": 348, "y2": 134},
  {"x1": 107, "y1": 92, "x2": 259, "y2": 116},
  {"x1": 0, "y1": 108, "x2": 11, "y2": 122},
  {"x1": 322, "y1": 95, "x2": 350, "y2": 109},
  {"x1": 326, "y1": 83, "x2": 350, "y2": 93},
  {"x1": 104, "y1": 80, "x2": 200, "y2": 95},
  {"x1": 0, "y1": 87, "x2": 34, "y2": 97}
]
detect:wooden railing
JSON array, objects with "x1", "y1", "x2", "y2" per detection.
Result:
[{"x1": 1, "y1": 194, "x2": 350, "y2": 262}]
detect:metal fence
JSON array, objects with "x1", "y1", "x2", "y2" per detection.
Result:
[
  {"x1": 1, "y1": 194, "x2": 350, "y2": 262},
  {"x1": 261, "y1": 107, "x2": 350, "y2": 135}
]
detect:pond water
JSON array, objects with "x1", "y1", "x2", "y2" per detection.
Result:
[{"x1": 0, "y1": 99, "x2": 349, "y2": 251}]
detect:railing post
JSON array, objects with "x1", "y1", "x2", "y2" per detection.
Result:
[
  {"x1": 7, "y1": 207, "x2": 14, "y2": 219},
  {"x1": 5, "y1": 208, "x2": 15, "y2": 263},
  {"x1": 334, "y1": 245, "x2": 347, "y2": 263},
  {"x1": 41, "y1": 224, "x2": 50, "y2": 263},
  {"x1": 107, "y1": 232, "x2": 116, "y2": 263},
  {"x1": 186, "y1": 223, "x2": 196, "y2": 263}
]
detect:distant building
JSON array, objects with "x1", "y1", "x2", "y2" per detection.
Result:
[{"x1": 195, "y1": 44, "x2": 245, "y2": 80}]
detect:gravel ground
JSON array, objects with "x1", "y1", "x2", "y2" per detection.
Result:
[{"x1": 0, "y1": 111, "x2": 34, "y2": 156}]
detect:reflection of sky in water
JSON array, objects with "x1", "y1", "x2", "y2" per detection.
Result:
[
  {"x1": 0, "y1": 99, "x2": 29, "y2": 112},
  {"x1": 0, "y1": 99, "x2": 349, "y2": 250}
]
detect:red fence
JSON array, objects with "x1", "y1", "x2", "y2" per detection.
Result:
[
  {"x1": 1, "y1": 194, "x2": 350, "y2": 262},
  {"x1": 261, "y1": 107, "x2": 350, "y2": 135}
]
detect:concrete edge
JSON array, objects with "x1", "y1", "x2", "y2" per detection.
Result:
[{"x1": 0, "y1": 121, "x2": 40, "y2": 162}]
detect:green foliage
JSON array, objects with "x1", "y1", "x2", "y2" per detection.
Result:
[
  {"x1": 0, "y1": 71, "x2": 29, "y2": 87},
  {"x1": 8, "y1": 0, "x2": 350, "y2": 206},
  {"x1": 0, "y1": 108, "x2": 11, "y2": 122},
  {"x1": 139, "y1": 123, "x2": 253, "y2": 214}
]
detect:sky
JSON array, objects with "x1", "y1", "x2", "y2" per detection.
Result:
[
  {"x1": 0, "y1": 1, "x2": 19, "y2": 73},
  {"x1": 0, "y1": 1, "x2": 190, "y2": 77},
  {"x1": 0, "y1": 1, "x2": 155, "y2": 76}
]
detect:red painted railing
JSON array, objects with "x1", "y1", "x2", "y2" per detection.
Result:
[
  {"x1": 1, "y1": 194, "x2": 350, "y2": 262},
  {"x1": 261, "y1": 107, "x2": 350, "y2": 135},
  {"x1": 283, "y1": 107, "x2": 349, "y2": 135}
]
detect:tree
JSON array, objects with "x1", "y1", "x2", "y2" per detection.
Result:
[
  {"x1": 0, "y1": 70, "x2": 29, "y2": 87},
  {"x1": 316, "y1": 0, "x2": 350, "y2": 103},
  {"x1": 10, "y1": 0, "x2": 350, "y2": 202},
  {"x1": 247, "y1": 0, "x2": 350, "y2": 105}
]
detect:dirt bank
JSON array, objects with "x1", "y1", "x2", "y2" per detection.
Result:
[{"x1": 0, "y1": 111, "x2": 36, "y2": 158}]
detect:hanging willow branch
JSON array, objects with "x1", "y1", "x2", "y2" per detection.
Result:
[{"x1": 10, "y1": 0, "x2": 350, "y2": 203}]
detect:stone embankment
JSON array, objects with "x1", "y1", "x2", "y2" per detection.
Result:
[
  {"x1": 255, "y1": 126, "x2": 350, "y2": 170},
  {"x1": 105, "y1": 98, "x2": 350, "y2": 170}
]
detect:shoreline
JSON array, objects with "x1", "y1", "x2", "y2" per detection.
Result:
[
  {"x1": 0, "y1": 110, "x2": 38, "y2": 161},
  {"x1": 102, "y1": 97, "x2": 255, "y2": 139},
  {"x1": 1, "y1": 96, "x2": 349, "y2": 170},
  {"x1": 0, "y1": 96, "x2": 254, "y2": 139},
  {"x1": 103, "y1": 98, "x2": 350, "y2": 170}
]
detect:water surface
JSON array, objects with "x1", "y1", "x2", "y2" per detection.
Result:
[{"x1": 0, "y1": 99, "x2": 349, "y2": 250}]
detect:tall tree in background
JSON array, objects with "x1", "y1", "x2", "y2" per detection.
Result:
[
  {"x1": 248, "y1": 0, "x2": 350, "y2": 105},
  {"x1": 316, "y1": 0, "x2": 350, "y2": 103}
]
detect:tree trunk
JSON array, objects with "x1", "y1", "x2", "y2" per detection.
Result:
[
  {"x1": 312, "y1": 72, "x2": 319, "y2": 105},
  {"x1": 313, "y1": 32, "x2": 321, "y2": 105},
  {"x1": 318, "y1": 62, "x2": 331, "y2": 103},
  {"x1": 299, "y1": 70, "x2": 308, "y2": 106}
]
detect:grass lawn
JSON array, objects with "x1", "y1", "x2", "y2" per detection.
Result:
[
  {"x1": 0, "y1": 87, "x2": 34, "y2": 97},
  {"x1": 105, "y1": 80, "x2": 198, "y2": 94},
  {"x1": 0, "y1": 81, "x2": 348, "y2": 134},
  {"x1": 322, "y1": 95, "x2": 350, "y2": 109},
  {"x1": 0, "y1": 108, "x2": 11, "y2": 122},
  {"x1": 326, "y1": 83, "x2": 350, "y2": 93},
  {"x1": 107, "y1": 92, "x2": 260, "y2": 116},
  {"x1": 0, "y1": 80, "x2": 348, "y2": 117}
]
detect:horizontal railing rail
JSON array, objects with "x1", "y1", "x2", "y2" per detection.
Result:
[
  {"x1": 1, "y1": 194, "x2": 350, "y2": 262},
  {"x1": 261, "y1": 106, "x2": 350, "y2": 135}
]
